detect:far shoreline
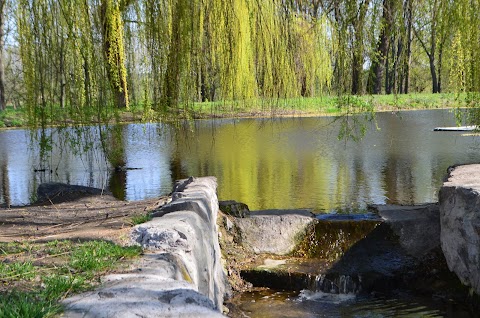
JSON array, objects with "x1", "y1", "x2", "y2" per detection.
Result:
[{"x1": 0, "y1": 92, "x2": 471, "y2": 130}]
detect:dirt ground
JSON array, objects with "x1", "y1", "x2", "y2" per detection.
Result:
[{"x1": 0, "y1": 194, "x2": 169, "y2": 244}]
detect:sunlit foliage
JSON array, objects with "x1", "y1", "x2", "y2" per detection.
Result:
[
  {"x1": 15, "y1": 0, "x2": 334, "y2": 126},
  {"x1": 449, "y1": 0, "x2": 480, "y2": 125}
]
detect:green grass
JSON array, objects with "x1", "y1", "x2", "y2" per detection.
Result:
[
  {"x1": 0, "y1": 291, "x2": 61, "y2": 318},
  {"x1": 0, "y1": 93, "x2": 473, "y2": 128},
  {"x1": 131, "y1": 213, "x2": 153, "y2": 225},
  {"x1": 0, "y1": 106, "x2": 26, "y2": 128},
  {"x1": 69, "y1": 241, "x2": 142, "y2": 273},
  {"x1": 0, "y1": 261, "x2": 36, "y2": 281},
  {"x1": 190, "y1": 93, "x2": 467, "y2": 118},
  {"x1": 0, "y1": 240, "x2": 143, "y2": 317}
]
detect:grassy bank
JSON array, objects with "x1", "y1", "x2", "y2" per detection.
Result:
[
  {"x1": 0, "y1": 240, "x2": 142, "y2": 317},
  {"x1": 0, "y1": 107, "x2": 26, "y2": 128},
  {"x1": 0, "y1": 93, "x2": 468, "y2": 128},
  {"x1": 191, "y1": 92, "x2": 465, "y2": 118}
]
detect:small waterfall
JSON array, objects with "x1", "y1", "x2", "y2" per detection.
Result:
[{"x1": 309, "y1": 274, "x2": 360, "y2": 294}]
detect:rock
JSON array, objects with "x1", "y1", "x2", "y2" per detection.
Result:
[
  {"x1": 219, "y1": 200, "x2": 250, "y2": 218},
  {"x1": 322, "y1": 222, "x2": 431, "y2": 293},
  {"x1": 223, "y1": 215, "x2": 234, "y2": 232},
  {"x1": 131, "y1": 212, "x2": 226, "y2": 306},
  {"x1": 241, "y1": 220, "x2": 457, "y2": 297},
  {"x1": 151, "y1": 177, "x2": 219, "y2": 227},
  {"x1": 373, "y1": 203, "x2": 441, "y2": 258},
  {"x1": 439, "y1": 164, "x2": 480, "y2": 296},
  {"x1": 239, "y1": 206, "x2": 461, "y2": 299},
  {"x1": 62, "y1": 255, "x2": 224, "y2": 318},
  {"x1": 62, "y1": 176, "x2": 228, "y2": 317},
  {"x1": 233, "y1": 209, "x2": 316, "y2": 255},
  {"x1": 36, "y1": 182, "x2": 108, "y2": 204}
]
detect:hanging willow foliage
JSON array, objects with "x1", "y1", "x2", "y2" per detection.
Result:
[
  {"x1": 16, "y1": 0, "x2": 335, "y2": 125},
  {"x1": 450, "y1": 0, "x2": 480, "y2": 94},
  {"x1": 16, "y1": 0, "x2": 123, "y2": 128},
  {"x1": 450, "y1": 0, "x2": 480, "y2": 125}
]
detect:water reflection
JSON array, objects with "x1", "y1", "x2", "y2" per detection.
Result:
[
  {"x1": 173, "y1": 110, "x2": 480, "y2": 211},
  {"x1": 227, "y1": 289, "x2": 457, "y2": 318},
  {"x1": 1, "y1": 110, "x2": 479, "y2": 210}
]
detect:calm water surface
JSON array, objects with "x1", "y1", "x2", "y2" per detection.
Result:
[
  {"x1": 228, "y1": 289, "x2": 471, "y2": 318},
  {"x1": 1, "y1": 109, "x2": 479, "y2": 210}
]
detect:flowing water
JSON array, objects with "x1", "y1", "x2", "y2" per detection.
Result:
[{"x1": 1, "y1": 109, "x2": 480, "y2": 209}]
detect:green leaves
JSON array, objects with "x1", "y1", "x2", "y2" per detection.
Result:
[
  {"x1": 335, "y1": 95, "x2": 377, "y2": 142},
  {"x1": 17, "y1": 0, "x2": 335, "y2": 127}
]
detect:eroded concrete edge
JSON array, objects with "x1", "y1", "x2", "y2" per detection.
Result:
[{"x1": 61, "y1": 176, "x2": 227, "y2": 318}]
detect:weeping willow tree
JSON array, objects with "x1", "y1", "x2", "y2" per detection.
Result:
[
  {"x1": 16, "y1": 0, "x2": 131, "y2": 167},
  {"x1": 450, "y1": 0, "x2": 480, "y2": 125},
  {"x1": 17, "y1": 0, "x2": 335, "y2": 123},
  {"x1": 16, "y1": 0, "x2": 126, "y2": 127},
  {"x1": 15, "y1": 0, "x2": 335, "y2": 165},
  {"x1": 139, "y1": 0, "x2": 334, "y2": 116},
  {"x1": 450, "y1": 0, "x2": 480, "y2": 94},
  {"x1": 101, "y1": 0, "x2": 129, "y2": 109}
]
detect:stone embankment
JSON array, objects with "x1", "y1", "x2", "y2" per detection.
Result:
[
  {"x1": 233, "y1": 209, "x2": 316, "y2": 255},
  {"x1": 439, "y1": 164, "x2": 480, "y2": 296},
  {"x1": 60, "y1": 163, "x2": 480, "y2": 317},
  {"x1": 62, "y1": 177, "x2": 227, "y2": 318}
]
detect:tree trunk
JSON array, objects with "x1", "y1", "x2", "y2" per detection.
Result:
[
  {"x1": 437, "y1": 51, "x2": 442, "y2": 93},
  {"x1": 385, "y1": 43, "x2": 392, "y2": 94},
  {"x1": 351, "y1": 0, "x2": 370, "y2": 95},
  {"x1": 429, "y1": 55, "x2": 439, "y2": 93},
  {"x1": 351, "y1": 53, "x2": 361, "y2": 95},
  {"x1": 0, "y1": 0, "x2": 6, "y2": 111},
  {"x1": 403, "y1": 0, "x2": 412, "y2": 93},
  {"x1": 437, "y1": 34, "x2": 446, "y2": 93},
  {"x1": 393, "y1": 39, "x2": 403, "y2": 93},
  {"x1": 162, "y1": 0, "x2": 185, "y2": 110},
  {"x1": 1, "y1": 163, "x2": 9, "y2": 207},
  {"x1": 370, "y1": 0, "x2": 392, "y2": 94},
  {"x1": 372, "y1": 31, "x2": 388, "y2": 94},
  {"x1": 100, "y1": 0, "x2": 129, "y2": 109}
]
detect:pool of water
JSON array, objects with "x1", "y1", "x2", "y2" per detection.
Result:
[
  {"x1": 227, "y1": 289, "x2": 471, "y2": 318},
  {"x1": 1, "y1": 109, "x2": 480, "y2": 210}
]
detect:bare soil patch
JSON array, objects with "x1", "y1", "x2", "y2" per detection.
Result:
[{"x1": 0, "y1": 194, "x2": 169, "y2": 244}]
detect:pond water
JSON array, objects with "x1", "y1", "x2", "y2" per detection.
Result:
[
  {"x1": 227, "y1": 289, "x2": 472, "y2": 318},
  {"x1": 1, "y1": 109, "x2": 480, "y2": 209},
  {"x1": 1, "y1": 109, "x2": 479, "y2": 317}
]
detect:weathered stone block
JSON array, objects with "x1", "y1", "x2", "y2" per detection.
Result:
[
  {"x1": 234, "y1": 209, "x2": 315, "y2": 255},
  {"x1": 439, "y1": 164, "x2": 480, "y2": 296},
  {"x1": 62, "y1": 176, "x2": 227, "y2": 317},
  {"x1": 36, "y1": 182, "x2": 107, "y2": 203}
]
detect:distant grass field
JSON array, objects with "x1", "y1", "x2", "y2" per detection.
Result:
[{"x1": 189, "y1": 92, "x2": 467, "y2": 119}]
